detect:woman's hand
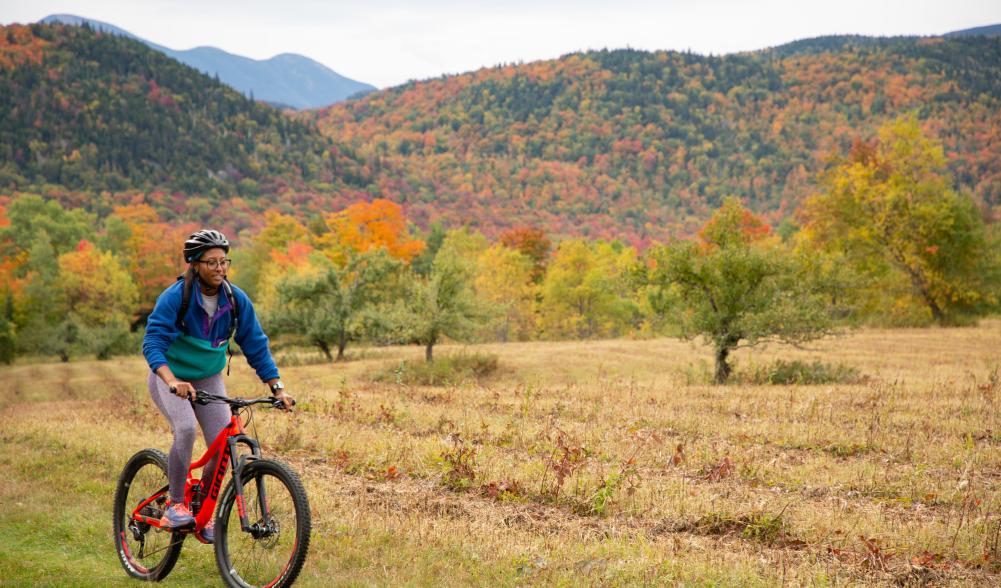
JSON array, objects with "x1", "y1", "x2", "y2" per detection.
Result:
[
  {"x1": 273, "y1": 390, "x2": 295, "y2": 411},
  {"x1": 168, "y1": 381, "x2": 197, "y2": 401}
]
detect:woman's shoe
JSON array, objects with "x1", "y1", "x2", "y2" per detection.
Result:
[
  {"x1": 159, "y1": 503, "x2": 195, "y2": 529},
  {"x1": 196, "y1": 519, "x2": 214, "y2": 544}
]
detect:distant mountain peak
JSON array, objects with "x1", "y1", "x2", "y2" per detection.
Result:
[
  {"x1": 945, "y1": 23, "x2": 1001, "y2": 37},
  {"x1": 39, "y1": 13, "x2": 375, "y2": 109}
]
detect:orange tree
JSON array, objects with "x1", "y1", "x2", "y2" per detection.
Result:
[{"x1": 317, "y1": 199, "x2": 425, "y2": 265}]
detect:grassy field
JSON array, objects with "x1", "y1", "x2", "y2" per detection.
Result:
[{"x1": 2, "y1": 323, "x2": 1001, "y2": 586}]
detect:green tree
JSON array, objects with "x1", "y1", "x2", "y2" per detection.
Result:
[
  {"x1": 646, "y1": 198, "x2": 837, "y2": 384},
  {"x1": 390, "y1": 245, "x2": 488, "y2": 362},
  {"x1": 267, "y1": 250, "x2": 401, "y2": 361},
  {"x1": 801, "y1": 116, "x2": 999, "y2": 324},
  {"x1": 410, "y1": 222, "x2": 446, "y2": 276},
  {"x1": 0, "y1": 291, "x2": 15, "y2": 364},
  {"x1": 0, "y1": 194, "x2": 96, "y2": 261}
]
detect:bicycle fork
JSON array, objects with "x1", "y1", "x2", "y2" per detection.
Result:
[{"x1": 227, "y1": 434, "x2": 277, "y2": 538}]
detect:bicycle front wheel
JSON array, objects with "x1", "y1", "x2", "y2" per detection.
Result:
[
  {"x1": 215, "y1": 458, "x2": 311, "y2": 588},
  {"x1": 112, "y1": 448, "x2": 184, "y2": 581}
]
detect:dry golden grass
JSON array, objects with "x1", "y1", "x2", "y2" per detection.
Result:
[{"x1": 2, "y1": 321, "x2": 1001, "y2": 586}]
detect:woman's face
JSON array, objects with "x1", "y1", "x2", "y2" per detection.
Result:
[{"x1": 194, "y1": 247, "x2": 228, "y2": 289}]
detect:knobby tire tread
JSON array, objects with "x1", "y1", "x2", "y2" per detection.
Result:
[
  {"x1": 112, "y1": 448, "x2": 184, "y2": 582},
  {"x1": 215, "y1": 458, "x2": 311, "y2": 588}
]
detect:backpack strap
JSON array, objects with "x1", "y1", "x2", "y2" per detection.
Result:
[
  {"x1": 175, "y1": 269, "x2": 196, "y2": 331},
  {"x1": 221, "y1": 278, "x2": 239, "y2": 375},
  {"x1": 221, "y1": 278, "x2": 239, "y2": 340}
]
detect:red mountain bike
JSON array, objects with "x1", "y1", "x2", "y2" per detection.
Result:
[{"x1": 113, "y1": 390, "x2": 311, "y2": 587}]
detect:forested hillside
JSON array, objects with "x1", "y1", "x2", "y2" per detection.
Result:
[
  {"x1": 1, "y1": 23, "x2": 999, "y2": 245},
  {"x1": 310, "y1": 36, "x2": 1001, "y2": 244},
  {"x1": 0, "y1": 23, "x2": 367, "y2": 230}
]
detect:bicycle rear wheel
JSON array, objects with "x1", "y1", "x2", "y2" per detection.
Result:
[
  {"x1": 215, "y1": 458, "x2": 311, "y2": 588},
  {"x1": 112, "y1": 448, "x2": 185, "y2": 581}
]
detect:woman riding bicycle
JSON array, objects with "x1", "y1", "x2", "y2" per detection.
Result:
[{"x1": 142, "y1": 229, "x2": 293, "y2": 544}]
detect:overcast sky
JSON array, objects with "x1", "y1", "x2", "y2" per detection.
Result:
[{"x1": 2, "y1": 0, "x2": 999, "y2": 88}]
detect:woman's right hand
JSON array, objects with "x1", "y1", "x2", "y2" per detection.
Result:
[{"x1": 168, "y1": 381, "x2": 197, "y2": 401}]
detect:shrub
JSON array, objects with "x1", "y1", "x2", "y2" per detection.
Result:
[
  {"x1": 743, "y1": 359, "x2": 865, "y2": 385},
  {"x1": 371, "y1": 352, "x2": 499, "y2": 386},
  {"x1": 675, "y1": 510, "x2": 789, "y2": 545}
]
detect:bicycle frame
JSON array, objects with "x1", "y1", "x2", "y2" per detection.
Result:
[{"x1": 128, "y1": 402, "x2": 272, "y2": 536}]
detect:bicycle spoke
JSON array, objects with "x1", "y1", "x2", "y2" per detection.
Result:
[
  {"x1": 136, "y1": 535, "x2": 185, "y2": 560},
  {"x1": 114, "y1": 449, "x2": 184, "y2": 581},
  {"x1": 121, "y1": 466, "x2": 171, "y2": 569}
]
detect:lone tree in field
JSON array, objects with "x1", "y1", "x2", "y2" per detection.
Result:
[
  {"x1": 268, "y1": 250, "x2": 401, "y2": 361},
  {"x1": 801, "y1": 116, "x2": 1000, "y2": 324},
  {"x1": 390, "y1": 239, "x2": 489, "y2": 362},
  {"x1": 646, "y1": 198, "x2": 837, "y2": 384}
]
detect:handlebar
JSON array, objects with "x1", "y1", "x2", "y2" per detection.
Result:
[{"x1": 168, "y1": 387, "x2": 295, "y2": 410}]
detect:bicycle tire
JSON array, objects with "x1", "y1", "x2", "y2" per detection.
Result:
[
  {"x1": 112, "y1": 448, "x2": 185, "y2": 581},
  {"x1": 215, "y1": 458, "x2": 311, "y2": 588}
]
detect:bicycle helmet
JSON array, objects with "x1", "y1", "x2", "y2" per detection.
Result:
[{"x1": 183, "y1": 229, "x2": 230, "y2": 263}]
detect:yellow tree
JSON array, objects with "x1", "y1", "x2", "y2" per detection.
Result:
[
  {"x1": 538, "y1": 239, "x2": 639, "y2": 339},
  {"x1": 104, "y1": 204, "x2": 192, "y2": 326},
  {"x1": 47, "y1": 240, "x2": 139, "y2": 360},
  {"x1": 800, "y1": 116, "x2": 999, "y2": 324},
  {"x1": 473, "y1": 243, "x2": 536, "y2": 341},
  {"x1": 232, "y1": 210, "x2": 311, "y2": 300},
  {"x1": 255, "y1": 241, "x2": 325, "y2": 315}
]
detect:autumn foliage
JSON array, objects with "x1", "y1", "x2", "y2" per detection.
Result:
[
  {"x1": 309, "y1": 38, "x2": 1001, "y2": 243},
  {"x1": 318, "y1": 199, "x2": 425, "y2": 264},
  {"x1": 0, "y1": 24, "x2": 48, "y2": 69}
]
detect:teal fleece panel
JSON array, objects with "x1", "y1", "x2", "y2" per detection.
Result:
[{"x1": 165, "y1": 334, "x2": 228, "y2": 381}]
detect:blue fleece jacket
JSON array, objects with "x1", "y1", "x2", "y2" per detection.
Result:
[{"x1": 143, "y1": 278, "x2": 280, "y2": 382}]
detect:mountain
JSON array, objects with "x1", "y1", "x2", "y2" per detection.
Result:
[
  {"x1": 306, "y1": 35, "x2": 1001, "y2": 244},
  {"x1": 0, "y1": 22, "x2": 367, "y2": 232},
  {"x1": 3, "y1": 21, "x2": 1000, "y2": 246},
  {"x1": 39, "y1": 14, "x2": 375, "y2": 109},
  {"x1": 945, "y1": 24, "x2": 1001, "y2": 37}
]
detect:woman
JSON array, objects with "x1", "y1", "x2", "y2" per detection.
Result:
[{"x1": 142, "y1": 228, "x2": 293, "y2": 544}]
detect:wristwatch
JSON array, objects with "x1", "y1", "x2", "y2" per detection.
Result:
[{"x1": 269, "y1": 381, "x2": 285, "y2": 395}]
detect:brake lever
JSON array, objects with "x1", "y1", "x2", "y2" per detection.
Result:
[{"x1": 270, "y1": 396, "x2": 296, "y2": 410}]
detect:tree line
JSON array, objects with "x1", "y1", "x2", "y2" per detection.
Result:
[{"x1": 1, "y1": 117, "x2": 998, "y2": 381}]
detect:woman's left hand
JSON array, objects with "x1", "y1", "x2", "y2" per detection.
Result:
[{"x1": 273, "y1": 390, "x2": 295, "y2": 411}]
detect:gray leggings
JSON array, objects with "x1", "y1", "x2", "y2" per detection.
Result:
[{"x1": 148, "y1": 371, "x2": 231, "y2": 503}]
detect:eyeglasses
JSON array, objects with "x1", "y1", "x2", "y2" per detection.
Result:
[{"x1": 198, "y1": 258, "x2": 232, "y2": 270}]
